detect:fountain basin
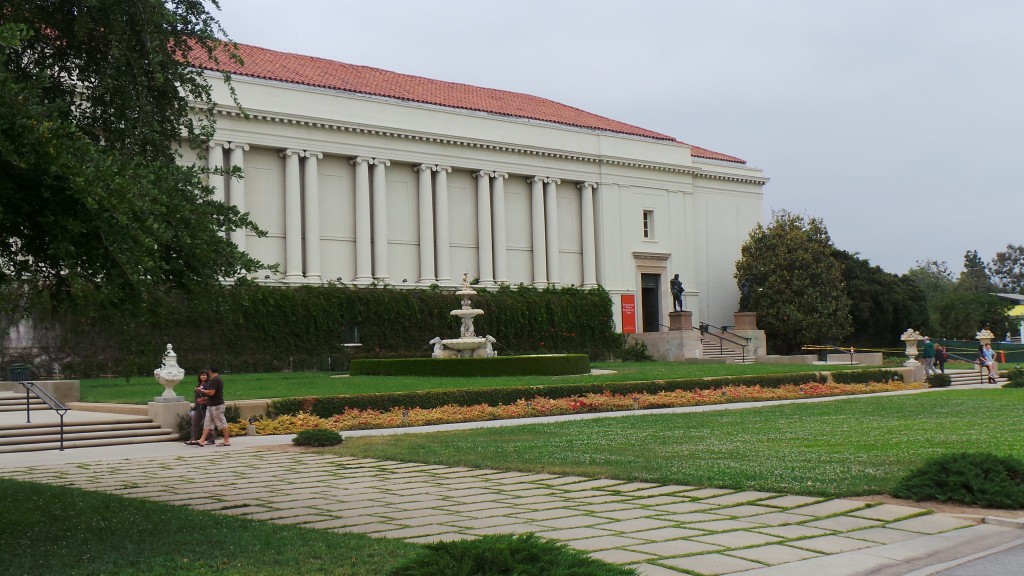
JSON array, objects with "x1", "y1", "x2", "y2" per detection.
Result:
[
  {"x1": 441, "y1": 337, "x2": 487, "y2": 351},
  {"x1": 450, "y1": 309, "x2": 484, "y2": 318}
]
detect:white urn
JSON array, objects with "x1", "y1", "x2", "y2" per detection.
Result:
[
  {"x1": 900, "y1": 329, "x2": 923, "y2": 364},
  {"x1": 153, "y1": 344, "x2": 186, "y2": 401},
  {"x1": 975, "y1": 329, "x2": 995, "y2": 346}
]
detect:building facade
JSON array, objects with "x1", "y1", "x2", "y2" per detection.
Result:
[{"x1": 187, "y1": 44, "x2": 768, "y2": 332}]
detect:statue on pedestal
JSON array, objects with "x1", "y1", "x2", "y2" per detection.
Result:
[{"x1": 670, "y1": 273, "x2": 685, "y2": 312}]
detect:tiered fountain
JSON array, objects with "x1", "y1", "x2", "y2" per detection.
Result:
[{"x1": 430, "y1": 274, "x2": 497, "y2": 358}]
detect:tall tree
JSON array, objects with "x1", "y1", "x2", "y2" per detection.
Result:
[
  {"x1": 958, "y1": 250, "x2": 993, "y2": 292},
  {"x1": 905, "y1": 260, "x2": 955, "y2": 334},
  {"x1": 989, "y1": 244, "x2": 1024, "y2": 294},
  {"x1": 832, "y1": 249, "x2": 926, "y2": 347},
  {"x1": 734, "y1": 210, "x2": 852, "y2": 353},
  {"x1": 0, "y1": 1, "x2": 263, "y2": 309}
]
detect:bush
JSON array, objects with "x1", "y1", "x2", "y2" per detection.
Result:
[
  {"x1": 292, "y1": 428, "x2": 344, "y2": 447},
  {"x1": 926, "y1": 373, "x2": 952, "y2": 388},
  {"x1": 891, "y1": 452, "x2": 1024, "y2": 509},
  {"x1": 386, "y1": 533, "x2": 637, "y2": 576},
  {"x1": 1003, "y1": 364, "x2": 1024, "y2": 388},
  {"x1": 831, "y1": 369, "x2": 903, "y2": 384},
  {"x1": 620, "y1": 339, "x2": 653, "y2": 362}
]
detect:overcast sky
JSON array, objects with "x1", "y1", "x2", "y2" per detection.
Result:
[{"x1": 210, "y1": 0, "x2": 1021, "y2": 275}]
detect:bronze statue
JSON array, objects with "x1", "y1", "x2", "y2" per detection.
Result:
[{"x1": 670, "y1": 273, "x2": 684, "y2": 311}]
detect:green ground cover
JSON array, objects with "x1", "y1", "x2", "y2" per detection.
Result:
[
  {"x1": 328, "y1": 389, "x2": 1024, "y2": 498},
  {"x1": 80, "y1": 361, "x2": 875, "y2": 404},
  {"x1": 0, "y1": 478, "x2": 420, "y2": 576}
]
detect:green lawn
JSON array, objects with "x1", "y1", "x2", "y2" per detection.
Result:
[
  {"x1": 80, "y1": 361, "x2": 880, "y2": 404},
  {"x1": 328, "y1": 388, "x2": 1024, "y2": 498},
  {"x1": 0, "y1": 478, "x2": 420, "y2": 575}
]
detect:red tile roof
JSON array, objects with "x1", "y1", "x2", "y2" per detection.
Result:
[{"x1": 192, "y1": 42, "x2": 745, "y2": 164}]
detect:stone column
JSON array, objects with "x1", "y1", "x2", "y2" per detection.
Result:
[
  {"x1": 350, "y1": 157, "x2": 373, "y2": 284},
  {"x1": 529, "y1": 177, "x2": 547, "y2": 287},
  {"x1": 207, "y1": 140, "x2": 227, "y2": 204},
  {"x1": 228, "y1": 143, "x2": 248, "y2": 251},
  {"x1": 474, "y1": 170, "x2": 494, "y2": 285},
  {"x1": 415, "y1": 164, "x2": 436, "y2": 284},
  {"x1": 578, "y1": 181, "x2": 598, "y2": 288},
  {"x1": 372, "y1": 159, "x2": 390, "y2": 282},
  {"x1": 434, "y1": 166, "x2": 452, "y2": 285},
  {"x1": 491, "y1": 172, "x2": 509, "y2": 284},
  {"x1": 281, "y1": 149, "x2": 304, "y2": 282},
  {"x1": 303, "y1": 151, "x2": 323, "y2": 282},
  {"x1": 544, "y1": 178, "x2": 561, "y2": 285}
]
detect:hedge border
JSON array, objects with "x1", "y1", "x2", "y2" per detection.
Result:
[
  {"x1": 265, "y1": 370, "x2": 901, "y2": 418},
  {"x1": 350, "y1": 354, "x2": 590, "y2": 377}
]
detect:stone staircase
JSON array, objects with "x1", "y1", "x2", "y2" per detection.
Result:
[
  {"x1": 0, "y1": 391, "x2": 178, "y2": 453},
  {"x1": 701, "y1": 337, "x2": 755, "y2": 363},
  {"x1": 944, "y1": 368, "x2": 1009, "y2": 387}
]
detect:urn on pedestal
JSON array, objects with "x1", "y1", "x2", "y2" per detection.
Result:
[{"x1": 152, "y1": 343, "x2": 186, "y2": 402}]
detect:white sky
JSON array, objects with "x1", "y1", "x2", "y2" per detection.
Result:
[{"x1": 210, "y1": 0, "x2": 1022, "y2": 275}]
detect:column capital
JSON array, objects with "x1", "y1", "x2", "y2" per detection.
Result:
[
  {"x1": 227, "y1": 142, "x2": 249, "y2": 151},
  {"x1": 492, "y1": 172, "x2": 509, "y2": 179},
  {"x1": 435, "y1": 165, "x2": 452, "y2": 173},
  {"x1": 545, "y1": 177, "x2": 561, "y2": 185},
  {"x1": 414, "y1": 163, "x2": 437, "y2": 173},
  {"x1": 303, "y1": 150, "x2": 324, "y2": 159},
  {"x1": 577, "y1": 181, "x2": 598, "y2": 190},
  {"x1": 473, "y1": 170, "x2": 494, "y2": 179},
  {"x1": 373, "y1": 158, "x2": 391, "y2": 167},
  {"x1": 208, "y1": 139, "x2": 229, "y2": 150},
  {"x1": 527, "y1": 176, "x2": 546, "y2": 184},
  {"x1": 350, "y1": 156, "x2": 374, "y2": 166},
  {"x1": 280, "y1": 148, "x2": 303, "y2": 158}
]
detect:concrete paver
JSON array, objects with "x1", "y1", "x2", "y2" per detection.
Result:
[
  {"x1": 726, "y1": 543, "x2": 822, "y2": 565},
  {"x1": 660, "y1": 552, "x2": 766, "y2": 574}
]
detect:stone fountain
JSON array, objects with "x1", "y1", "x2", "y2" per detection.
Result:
[{"x1": 430, "y1": 274, "x2": 498, "y2": 358}]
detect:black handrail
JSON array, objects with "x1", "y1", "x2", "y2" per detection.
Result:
[
  {"x1": 19, "y1": 381, "x2": 68, "y2": 451},
  {"x1": 696, "y1": 323, "x2": 750, "y2": 363},
  {"x1": 938, "y1": 352, "x2": 991, "y2": 385}
]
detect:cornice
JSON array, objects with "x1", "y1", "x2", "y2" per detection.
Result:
[{"x1": 213, "y1": 107, "x2": 704, "y2": 176}]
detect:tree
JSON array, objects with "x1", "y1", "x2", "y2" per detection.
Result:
[
  {"x1": 958, "y1": 250, "x2": 994, "y2": 293},
  {"x1": 0, "y1": 1, "x2": 263, "y2": 309},
  {"x1": 906, "y1": 254, "x2": 1011, "y2": 339},
  {"x1": 990, "y1": 244, "x2": 1024, "y2": 294},
  {"x1": 905, "y1": 260, "x2": 955, "y2": 334},
  {"x1": 734, "y1": 210, "x2": 852, "y2": 353},
  {"x1": 832, "y1": 249, "x2": 926, "y2": 347}
]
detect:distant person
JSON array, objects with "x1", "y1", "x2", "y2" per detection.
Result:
[
  {"x1": 195, "y1": 367, "x2": 230, "y2": 447},
  {"x1": 185, "y1": 370, "x2": 212, "y2": 445},
  {"x1": 935, "y1": 344, "x2": 948, "y2": 374},
  {"x1": 978, "y1": 343, "x2": 996, "y2": 384},
  {"x1": 670, "y1": 274, "x2": 685, "y2": 312},
  {"x1": 921, "y1": 337, "x2": 936, "y2": 377}
]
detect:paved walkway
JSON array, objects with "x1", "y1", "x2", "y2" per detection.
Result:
[{"x1": 3, "y1": 384, "x2": 1024, "y2": 575}]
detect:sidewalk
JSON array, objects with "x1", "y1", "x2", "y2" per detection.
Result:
[{"x1": 2, "y1": 384, "x2": 1022, "y2": 575}]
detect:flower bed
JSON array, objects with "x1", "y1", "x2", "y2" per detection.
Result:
[{"x1": 229, "y1": 381, "x2": 923, "y2": 436}]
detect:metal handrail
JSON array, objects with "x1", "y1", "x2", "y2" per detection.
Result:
[
  {"x1": 696, "y1": 324, "x2": 750, "y2": 363},
  {"x1": 19, "y1": 381, "x2": 68, "y2": 451},
  {"x1": 802, "y1": 344, "x2": 857, "y2": 365}
]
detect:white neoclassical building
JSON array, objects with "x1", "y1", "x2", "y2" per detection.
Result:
[{"x1": 186, "y1": 43, "x2": 767, "y2": 333}]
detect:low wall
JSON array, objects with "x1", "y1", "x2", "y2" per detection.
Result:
[
  {"x1": 825, "y1": 352, "x2": 884, "y2": 366},
  {"x1": 70, "y1": 398, "x2": 271, "y2": 421},
  {"x1": 756, "y1": 355, "x2": 817, "y2": 364},
  {"x1": 631, "y1": 331, "x2": 703, "y2": 361},
  {"x1": 0, "y1": 380, "x2": 80, "y2": 405}
]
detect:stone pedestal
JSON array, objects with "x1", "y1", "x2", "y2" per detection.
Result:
[
  {"x1": 733, "y1": 312, "x2": 758, "y2": 330},
  {"x1": 668, "y1": 311, "x2": 693, "y2": 331},
  {"x1": 148, "y1": 400, "x2": 190, "y2": 433}
]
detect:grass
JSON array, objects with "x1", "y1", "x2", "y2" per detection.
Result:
[
  {"x1": 0, "y1": 478, "x2": 420, "y2": 575},
  {"x1": 80, "y1": 361, "x2": 878, "y2": 404},
  {"x1": 325, "y1": 388, "x2": 1024, "y2": 498}
]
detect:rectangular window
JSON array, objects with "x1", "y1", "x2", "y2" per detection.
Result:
[{"x1": 642, "y1": 210, "x2": 654, "y2": 239}]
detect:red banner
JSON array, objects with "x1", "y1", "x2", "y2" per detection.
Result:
[{"x1": 621, "y1": 294, "x2": 636, "y2": 334}]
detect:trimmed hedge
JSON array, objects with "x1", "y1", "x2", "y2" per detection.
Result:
[
  {"x1": 350, "y1": 355, "x2": 590, "y2": 377},
  {"x1": 270, "y1": 371, "x2": 830, "y2": 418},
  {"x1": 830, "y1": 369, "x2": 903, "y2": 384}
]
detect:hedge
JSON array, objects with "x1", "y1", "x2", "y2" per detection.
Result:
[
  {"x1": 350, "y1": 355, "x2": 590, "y2": 377},
  {"x1": 829, "y1": 369, "x2": 903, "y2": 384},
  {"x1": 270, "y1": 371, "x2": 831, "y2": 417}
]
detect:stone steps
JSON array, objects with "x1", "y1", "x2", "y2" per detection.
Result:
[
  {"x1": 0, "y1": 408, "x2": 178, "y2": 453},
  {"x1": 0, "y1": 391, "x2": 49, "y2": 412},
  {"x1": 943, "y1": 368, "x2": 1008, "y2": 386},
  {"x1": 701, "y1": 339, "x2": 755, "y2": 363}
]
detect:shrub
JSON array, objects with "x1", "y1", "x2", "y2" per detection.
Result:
[
  {"x1": 292, "y1": 428, "x2": 344, "y2": 447},
  {"x1": 831, "y1": 369, "x2": 903, "y2": 384},
  {"x1": 926, "y1": 373, "x2": 952, "y2": 388},
  {"x1": 1003, "y1": 364, "x2": 1024, "y2": 389},
  {"x1": 386, "y1": 533, "x2": 637, "y2": 576},
  {"x1": 620, "y1": 339, "x2": 653, "y2": 362},
  {"x1": 891, "y1": 452, "x2": 1024, "y2": 509}
]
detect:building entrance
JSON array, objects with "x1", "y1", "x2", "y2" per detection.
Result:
[{"x1": 641, "y1": 273, "x2": 661, "y2": 332}]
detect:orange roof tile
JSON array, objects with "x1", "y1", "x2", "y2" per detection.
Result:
[{"x1": 192, "y1": 42, "x2": 745, "y2": 164}]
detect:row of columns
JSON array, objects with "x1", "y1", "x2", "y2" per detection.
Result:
[{"x1": 210, "y1": 143, "x2": 598, "y2": 288}]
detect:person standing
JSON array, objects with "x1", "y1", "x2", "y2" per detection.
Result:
[
  {"x1": 935, "y1": 344, "x2": 948, "y2": 374},
  {"x1": 185, "y1": 370, "x2": 211, "y2": 445},
  {"x1": 195, "y1": 367, "x2": 230, "y2": 446},
  {"x1": 921, "y1": 337, "x2": 936, "y2": 377}
]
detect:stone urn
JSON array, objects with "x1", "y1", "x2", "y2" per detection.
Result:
[
  {"x1": 152, "y1": 343, "x2": 186, "y2": 402},
  {"x1": 900, "y1": 329, "x2": 924, "y2": 365},
  {"x1": 976, "y1": 328, "x2": 995, "y2": 346}
]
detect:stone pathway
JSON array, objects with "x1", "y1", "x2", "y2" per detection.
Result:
[{"x1": 0, "y1": 449, "x2": 978, "y2": 575}]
